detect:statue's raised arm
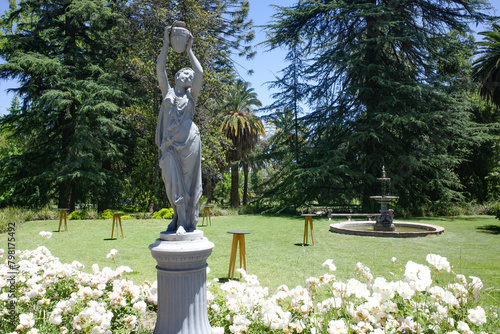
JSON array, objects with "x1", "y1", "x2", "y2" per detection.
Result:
[
  {"x1": 186, "y1": 35, "x2": 203, "y2": 101},
  {"x1": 156, "y1": 26, "x2": 171, "y2": 100}
]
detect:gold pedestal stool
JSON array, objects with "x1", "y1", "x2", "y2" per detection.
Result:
[
  {"x1": 111, "y1": 212, "x2": 124, "y2": 239},
  {"x1": 227, "y1": 230, "x2": 250, "y2": 279},
  {"x1": 58, "y1": 208, "x2": 69, "y2": 232},
  {"x1": 201, "y1": 206, "x2": 212, "y2": 226},
  {"x1": 301, "y1": 214, "x2": 316, "y2": 245}
]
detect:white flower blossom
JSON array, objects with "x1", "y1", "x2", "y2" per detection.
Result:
[
  {"x1": 468, "y1": 306, "x2": 487, "y2": 326},
  {"x1": 322, "y1": 259, "x2": 337, "y2": 271},
  {"x1": 404, "y1": 261, "x2": 432, "y2": 291},
  {"x1": 124, "y1": 315, "x2": 137, "y2": 329},
  {"x1": 39, "y1": 231, "x2": 53, "y2": 239},
  {"x1": 372, "y1": 277, "x2": 395, "y2": 300},
  {"x1": 457, "y1": 321, "x2": 473, "y2": 334},
  {"x1": 426, "y1": 254, "x2": 451, "y2": 272},
  {"x1": 211, "y1": 327, "x2": 225, "y2": 334},
  {"x1": 106, "y1": 249, "x2": 118, "y2": 260},
  {"x1": 16, "y1": 313, "x2": 35, "y2": 331},
  {"x1": 327, "y1": 319, "x2": 348, "y2": 334},
  {"x1": 133, "y1": 300, "x2": 147, "y2": 313},
  {"x1": 355, "y1": 262, "x2": 373, "y2": 282},
  {"x1": 469, "y1": 276, "x2": 483, "y2": 302}
]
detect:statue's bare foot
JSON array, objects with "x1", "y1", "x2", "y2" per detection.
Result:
[{"x1": 176, "y1": 226, "x2": 186, "y2": 235}]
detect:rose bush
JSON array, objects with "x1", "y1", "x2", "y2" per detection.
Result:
[
  {"x1": 0, "y1": 245, "x2": 498, "y2": 333},
  {"x1": 0, "y1": 246, "x2": 156, "y2": 333},
  {"x1": 207, "y1": 253, "x2": 499, "y2": 334}
]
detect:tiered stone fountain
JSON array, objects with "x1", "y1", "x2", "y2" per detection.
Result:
[
  {"x1": 329, "y1": 168, "x2": 444, "y2": 238},
  {"x1": 370, "y1": 167, "x2": 399, "y2": 231}
]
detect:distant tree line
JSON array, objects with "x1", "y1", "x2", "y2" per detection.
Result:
[
  {"x1": 258, "y1": 0, "x2": 500, "y2": 215},
  {"x1": 0, "y1": 0, "x2": 499, "y2": 216},
  {"x1": 0, "y1": 0, "x2": 260, "y2": 211}
]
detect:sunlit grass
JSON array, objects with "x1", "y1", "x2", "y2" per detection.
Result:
[{"x1": 1, "y1": 214, "x2": 499, "y2": 303}]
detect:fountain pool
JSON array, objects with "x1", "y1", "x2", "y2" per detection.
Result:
[{"x1": 329, "y1": 221, "x2": 444, "y2": 238}]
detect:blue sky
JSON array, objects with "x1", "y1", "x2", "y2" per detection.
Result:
[{"x1": 0, "y1": 0, "x2": 499, "y2": 116}]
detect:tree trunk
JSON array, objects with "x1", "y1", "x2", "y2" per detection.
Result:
[
  {"x1": 58, "y1": 184, "x2": 75, "y2": 211},
  {"x1": 230, "y1": 163, "x2": 240, "y2": 208},
  {"x1": 97, "y1": 160, "x2": 113, "y2": 212},
  {"x1": 243, "y1": 162, "x2": 249, "y2": 205}
]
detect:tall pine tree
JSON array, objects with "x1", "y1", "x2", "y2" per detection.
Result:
[
  {"x1": 0, "y1": 0, "x2": 131, "y2": 209},
  {"x1": 263, "y1": 0, "x2": 492, "y2": 214}
]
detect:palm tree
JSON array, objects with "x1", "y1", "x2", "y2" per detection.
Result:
[
  {"x1": 221, "y1": 80, "x2": 264, "y2": 207},
  {"x1": 473, "y1": 24, "x2": 500, "y2": 106}
]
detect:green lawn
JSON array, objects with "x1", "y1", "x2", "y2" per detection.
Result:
[{"x1": 2, "y1": 214, "x2": 499, "y2": 301}]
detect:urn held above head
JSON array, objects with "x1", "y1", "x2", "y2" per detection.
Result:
[{"x1": 169, "y1": 21, "x2": 191, "y2": 53}]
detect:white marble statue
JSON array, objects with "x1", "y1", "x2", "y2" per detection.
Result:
[{"x1": 155, "y1": 22, "x2": 203, "y2": 233}]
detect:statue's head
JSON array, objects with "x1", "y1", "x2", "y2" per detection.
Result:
[{"x1": 175, "y1": 67, "x2": 195, "y2": 88}]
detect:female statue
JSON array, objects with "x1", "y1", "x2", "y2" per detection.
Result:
[{"x1": 155, "y1": 23, "x2": 203, "y2": 233}]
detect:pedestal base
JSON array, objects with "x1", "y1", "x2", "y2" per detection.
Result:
[{"x1": 149, "y1": 230, "x2": 214, "y2": 334}]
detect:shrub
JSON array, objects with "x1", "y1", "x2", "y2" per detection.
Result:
[
  {"x1": 152, "y1": 208, "x2": 174, "y2": 219},
  {"x1": 484, "y1": 201, "x2": 500, "y2": 216},
  {"x1": 68, "y1": 209, "x2": 99, "y2": 220},
  {"x1": 101, "y1": 209, "x2": 114, "y2": 219},
  {"x1": 0, "y1": 246, "x2": 154, "y2": 333},
  {"x1": 102, "y1": 210, "x2": 150, "y2": 220},
  {"x1": 0, "y1": 207, "x2": 24, "y2": 233},
  {"x1": 135, "y1": 212, "x2": 152, "y2": 219},
  {"x1": 205, "y1": 204, "x2": 238, "y2": 217},
  {"x1": 32, "y1": 207, "x2": 59, "y2": 220},
  {"x1": 119, "y1": 205, "x2": 146, "y2": 213},
  {"x1": 207, "y1": 255, "x2": 500, "y2": 334}
]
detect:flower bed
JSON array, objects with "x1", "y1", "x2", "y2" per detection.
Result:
[{"x1": 1, "y1": 243, "x2": 498, "y2": 333}]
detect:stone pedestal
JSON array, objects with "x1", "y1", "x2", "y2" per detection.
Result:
[
  {"x1": 149, "y1": 230, "x2": 214, "y2": 334},
  {"x1": 373, "y1": 202, "x2": 396, "y2": 231}
]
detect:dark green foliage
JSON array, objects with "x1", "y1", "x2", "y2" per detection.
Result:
[
  {"x1": 473, "y1": 23, "x2": 500, "y2": 106},
  {"x1": 261, "y1": 0, "x2": 494, "y2": 215},
  {"x1": 472, "y1": 24, "x2": 500, "y2": 203},
  {"x1": 67, "y1": 209, "x2": 100, "y2": 220},
  {"x1": 0, "y1": 0, "x2": 257, "y2": 211},
  {"x1": 0, "y1": 0, "x2": 131, "y2": 210}
]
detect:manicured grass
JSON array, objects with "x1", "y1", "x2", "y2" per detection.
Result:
[{"x1": 2, "y1": 214, "x2": 499, "y2": 301}]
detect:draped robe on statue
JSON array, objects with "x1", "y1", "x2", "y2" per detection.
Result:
[{"x1": 155, "y1": 89, "x2": 202, "y2": 232}]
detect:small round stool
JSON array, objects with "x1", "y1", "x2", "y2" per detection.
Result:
[
  {"x1": 227, "y1": 230, "x2": 250, "y2": 279},
  {"x1": 301, "y1": 214, "x2": 316, "y2": 245},
  {"x1": 58, "y1": 208, "x2": 69, "y2": 232},
  {"x1": 201, "y1": 206, "x2": 212, "y2": 226},
  {"x1": 111, "y1": 212, "x2": 124, "y2": 239}
]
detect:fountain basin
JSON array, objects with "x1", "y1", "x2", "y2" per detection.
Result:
[{"x1": 330, "y1": 221, "x2": 444, "y2": 238}]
